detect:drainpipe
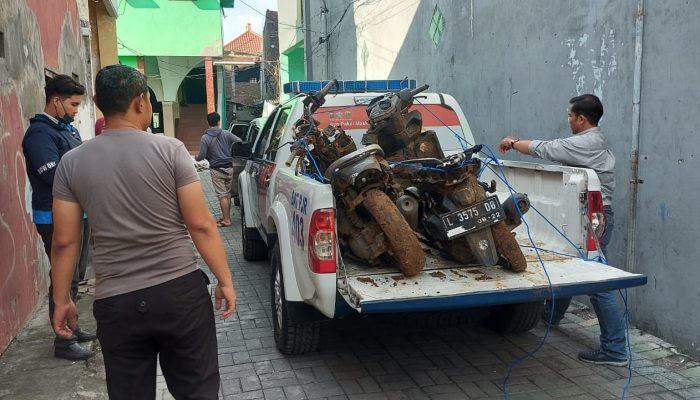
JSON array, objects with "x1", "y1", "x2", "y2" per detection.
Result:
[
  {"x1": 626, "y1": 0, "x2": 645, "y2": 273},
  {"x1": 322, "y1": 0, "x2": 330, "y2": 78},
  {"x1": 304, "y1": 0, "x2": 314, "y2": 79}
]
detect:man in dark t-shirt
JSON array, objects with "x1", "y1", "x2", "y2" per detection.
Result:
[{"x1": 51, "y1": 65, "x2": 237, "y2": 399}]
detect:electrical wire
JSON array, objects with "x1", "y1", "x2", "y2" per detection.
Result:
[{"x1": 236, "y1": 0, "x2": 324, "y2": 34}]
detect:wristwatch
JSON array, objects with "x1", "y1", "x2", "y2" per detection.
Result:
[{"x1": 510, "y1": 138, "x2": 520, "y2": 149}]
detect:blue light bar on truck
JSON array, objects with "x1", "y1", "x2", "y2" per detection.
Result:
[{"x1": 283, "y1": 79, "x2": 417, "y2": 94}]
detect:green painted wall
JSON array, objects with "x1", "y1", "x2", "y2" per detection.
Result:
[
  {"x1": 119, "y1": 55, "x2": 138, "y2": 68},
  {"x1": 116, "y1": 0, "x2": 223, "y2": 57},
  {"x1": 287, "y1": 47, "x2": 305, "y2": 81},
  {"x1": 281, "y1": 41, "x2": 305, "y2": 99}
]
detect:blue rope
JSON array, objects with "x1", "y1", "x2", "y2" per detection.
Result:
[
  {"x1": 412, "y1": 97, "x2": 472, "y2": 150},
  {"x1": 388, "y1": 157, "x2": 476, "y2": 172},
  {"x1": 294, "y1": 105, "x2": 329, "y2": 183},
  {"x1": 473, "y1": 144, "x2": 555, "y2": 399},
  {"x1": 478, "y1": 144, "x2": 629, "y2": 399},
  {"x1": 620, "y1": 288, "x2": 633, "y2": 399},
  {"x1": 299, "y1": 96, "x2": 632, "y2": 399}
]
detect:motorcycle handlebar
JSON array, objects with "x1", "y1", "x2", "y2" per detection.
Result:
[
  {"x1": 410, "y1": 84, "x2": 430, "y2": 97},
  {"x1": 317, "y1": 79, "x2": 338, "y2": 99}
]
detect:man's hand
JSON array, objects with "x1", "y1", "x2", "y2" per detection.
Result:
[
  {"x1": 52, "y1": 301, "x2": 78, "y2": 339},
  {"x1": 214, "y1": 283, "x2": 237, "y2": 320},
  {"x1": 498, "y1": 136, "x2": 517, "y2": 154}
]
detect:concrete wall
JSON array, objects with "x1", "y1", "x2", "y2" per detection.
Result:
[
  {"x1": 632, "y1": 1, "x2": 700, "y2": 357},
  {"x1": 0, "y1": 0, "x2": 90, "y2": 353},
  {"x1": 277, "y1": 0, "x2": 304, "y2": 98},
  {"x1": 307, "y1": 0, "x2": 700, "y2": 358}
]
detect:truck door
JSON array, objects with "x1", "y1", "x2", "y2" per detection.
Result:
[{"x1": 249, "y1": 107, "x2": 291, "y2": 232}]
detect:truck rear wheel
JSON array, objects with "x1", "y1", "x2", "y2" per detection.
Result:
[
  {"x1": 241, "y1": 204, "x2": 268, "y2": 261},
  {"x1": 271, "y1": 242, "x2": 320, "y2": 354},
  {"x1": 491, "y1": 221, "x2": 527, "y2": 272},
  {"x1": 484, "y1": 301, "x2": 543, "y2": 333},
  {"x1": 362, "y1": 189, "x2": 426, "y2": 277}
]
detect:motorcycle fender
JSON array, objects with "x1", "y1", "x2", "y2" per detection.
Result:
[
  {"x1": 268, "y1": 201, "x2": 303, "y2": 302},
  {"x1": 464, "y1": 228, "x2": 499, "y2": 266}
]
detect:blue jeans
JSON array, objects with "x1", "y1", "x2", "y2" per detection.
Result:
[{"x1": 545, "y1": 207, "x2": 627, "y2": 359}]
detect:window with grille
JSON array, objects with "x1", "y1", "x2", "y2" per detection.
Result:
[{"x1": 428, "y1": 5, "x2": 445, "y2": 47}]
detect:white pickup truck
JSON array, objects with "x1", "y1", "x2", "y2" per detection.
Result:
[{"x1": 235, "y1": 80, "x2": 646, "y2": 354}]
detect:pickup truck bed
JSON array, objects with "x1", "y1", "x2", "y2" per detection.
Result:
[{"x1": 341, "y1": 249, "x2": 646, "y2": 313}]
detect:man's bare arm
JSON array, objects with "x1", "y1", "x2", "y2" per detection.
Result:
[
  {"x1": 51, "y1": 198, "x2": 83, "y2": 338},
  {"x1": 177, "y1": 180, "x2": 236, "y2": 319}
]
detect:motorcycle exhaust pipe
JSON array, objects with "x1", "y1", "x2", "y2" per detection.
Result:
[
  {"x1": 502, "y1": 193, "x2": 530, "y2": 230},
  {"x1": 395, "y1": 194, "x2": 420, "y2": 231}
]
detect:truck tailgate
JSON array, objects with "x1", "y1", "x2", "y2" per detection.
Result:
[{"x1": 340, "y1": 250, "x2": 646, "y2": 313}]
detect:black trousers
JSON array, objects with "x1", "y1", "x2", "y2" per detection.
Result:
[
  {"x1": 36, "y1": 221, "x2": 90, "y2": 338},
  {"x1": 93, "y1": 270, "x2": 220, "y2": 400}
]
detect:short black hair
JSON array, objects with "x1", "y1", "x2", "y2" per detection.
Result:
[
  {"x1": 45, "y1": 75, "x2": 85, "y2": 102},
  {"x1": 569, "y1": 94, "x2": 603, "y2": 125},
  {"x1": 207, "y1": 112, "x2": 221, "y2": 127},
  {"x1": 94, "y1": 64, "x2": 149, "y2": 116}
]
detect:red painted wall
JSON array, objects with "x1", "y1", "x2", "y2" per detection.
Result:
[
  {"x1": 0, "y1": 93, "x2": 42, "y2": 353},
  {"x1": 26, "y1": 0, "x2": 79, "y2": 71},
  {"x1": 0, "y1": 0, "x2": 83, "y2": 353}
]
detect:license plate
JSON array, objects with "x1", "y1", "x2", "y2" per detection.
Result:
[{"x1": 441, "y1": 197, "x2": 505, "y2": 238}]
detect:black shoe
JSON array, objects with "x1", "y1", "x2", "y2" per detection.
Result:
[
  {"x1": 578, "y1": 349, "x2": 628, "y2": 367},
  {"x1": 74, "y1": 327, "x2": 97, "y2": 342},
  {"x1": 54, "y1": 341, "x2": 94, "y2": 360}
]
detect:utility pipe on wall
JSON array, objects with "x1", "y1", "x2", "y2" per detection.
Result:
[{"x1": 626, "y1": 0, "x2": 645, "y2": 273}]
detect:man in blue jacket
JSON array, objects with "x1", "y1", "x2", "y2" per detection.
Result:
[{"x1": 22, "y1": 74, "x2": 96, "y2": 360}]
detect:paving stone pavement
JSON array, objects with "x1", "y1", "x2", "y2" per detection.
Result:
[
  {"x1": 2, "y1": 171, "x2": 699, "y2": 400},
  {"x1": 184, "y1": 174, "x2": 700, "y2": 400}
]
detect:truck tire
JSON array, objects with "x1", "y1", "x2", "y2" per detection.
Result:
[
  {"x1": 362, "y1": 189, "x2": 426, "y2": 277},
  {"x1": 484, "y1": 301, "x2": 543, "y2": 334},
  {"x1": 491, "y1": 221, "x2": 527, "y2": 272},
  {"x1": 241, "y1": 204, "x2": 268, "y2": 261},
  {"x1": 270, "y1": 242, "x2": 321, "y2": 354}
]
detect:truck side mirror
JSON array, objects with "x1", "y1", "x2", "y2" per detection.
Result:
[{"x1": 232, "y1": 142, "x2": 253, "y2": 158}]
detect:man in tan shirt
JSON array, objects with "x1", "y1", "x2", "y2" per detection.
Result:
[{"x1": 50, "y1": 64, "x2": 237, "y2": 399}]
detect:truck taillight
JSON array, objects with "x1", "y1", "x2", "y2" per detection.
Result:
[
  {"x1": 308, "y1": 208, "x2": 336, "y2": 273},
  {"x1": 586, "y1": 191, "x2": 605, "y2": 251}
]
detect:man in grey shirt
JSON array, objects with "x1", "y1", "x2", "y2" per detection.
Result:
[
  {"x1": 50, "y1": 65, "x2": 237, "y2": 398},
  {"x1": 498, "y1": 94, "x2": 627, "y2": 367},
  {"x1": 196, "y1": 112, "x2": 241, "y2": 227}
]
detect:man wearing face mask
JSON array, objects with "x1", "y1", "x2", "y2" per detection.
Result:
[{"x1": 22, "y1": 74, "x2": 96, "y2": 360}]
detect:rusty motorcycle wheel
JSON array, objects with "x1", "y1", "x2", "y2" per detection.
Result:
[
  {"x1": 491, "y1": 221, "x2": 527, "y2": 272},
  {"x1": 362, "y1": 189, "x2": 426, "y2": 277}
]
